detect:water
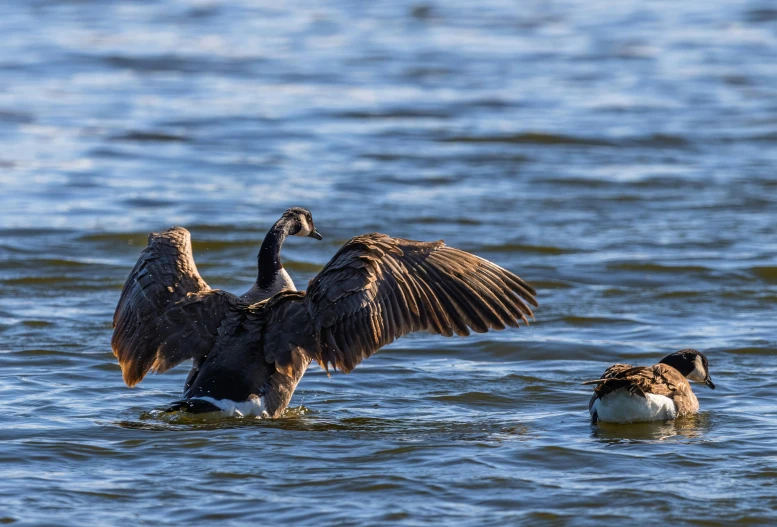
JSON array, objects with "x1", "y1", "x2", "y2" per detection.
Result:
[{"x1": 1, "y1": 0, "x2": 777, "y2": 524}]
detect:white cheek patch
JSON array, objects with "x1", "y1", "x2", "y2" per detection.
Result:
[
  {"x1": 687, "y1": 355, "x2": 707, "y2": 382},
  {"x1": 295, "y1": 215, "x2": 312, "y2": 236}
]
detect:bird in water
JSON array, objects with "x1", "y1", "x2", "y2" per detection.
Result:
[
  {"x1": 112, "y1": 207, "x2": 538, "y2": 418},
  {"x1": 583, "y1": 349, "x2": 715, "y2": 424}
]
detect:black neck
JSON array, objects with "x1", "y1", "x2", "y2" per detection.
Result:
[
  {"x1": 659, "y1": 352, "x2": 693, "y2": 377},
  {"x1": 257, "y1": 218, "x2": 292, "y2": 289}
]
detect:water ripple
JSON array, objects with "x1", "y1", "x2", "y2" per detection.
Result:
[{"x1": 1, "y1": 0, "x2": 776, "y2": 524}]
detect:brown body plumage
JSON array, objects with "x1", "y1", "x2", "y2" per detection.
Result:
[
  {"x1": 112, "y1": 224, "x2": 538, "y2": 417},
  {"x1": 584, "y1": 349, "x2": 715, "y2": 424}
]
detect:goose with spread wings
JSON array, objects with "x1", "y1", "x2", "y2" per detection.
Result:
[{"x1": 112, "y1": 208, "x2": 538, "y2": 418}]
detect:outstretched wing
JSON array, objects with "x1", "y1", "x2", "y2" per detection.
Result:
[
  {"x1": 112, "y1": 227, "x2": 240, "y2": 387},
  {"x1": 289, "y1": 233, "x2": 537, "y2": 374}
]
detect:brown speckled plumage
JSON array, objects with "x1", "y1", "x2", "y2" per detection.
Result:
[{"x1": 584, "y1": 362, "x2": 700, "y2": 419}]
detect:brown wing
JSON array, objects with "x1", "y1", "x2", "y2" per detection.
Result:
[
  {"x1": 601, "y1": 363, "x2": 633, "y2": 379},
  {"x1": 284, "y1": 233, "x2": 537, "y2": 374},
  {"x1": 584, "y1": 363, "x2": 634, "y2": 411},
  {"x1": 584, "y1": 363, "x2": 691, "y2": 406},
  {"x1": 112, "y1": 227, "x2": 240, "y2": 387}
]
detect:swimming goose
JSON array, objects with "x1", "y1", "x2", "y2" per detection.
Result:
[
  {"x1": 584, "y1": 349, "x2": 715, "y2": 424},
  {"x1": 112, "y1": 209, "x2": 538, "y2": 418}
]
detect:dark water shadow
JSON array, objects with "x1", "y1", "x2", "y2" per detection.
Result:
[
  {"x1": 590, "y1": 413, "x2": 714, "y2": 444},
  {"x1": 113, "y1": 406, "x2": 536, "y2": 444}
]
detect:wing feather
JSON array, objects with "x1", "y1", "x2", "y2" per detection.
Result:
[
  {"x1": 298, "y1": 233, "x2": 537, "y2": 373},
  {"x1": 584, "y1": 363, "x2": 691, "y2": 404},
  {"x1": 111, "y1": 227, "x2": 239, "y2": 386}
]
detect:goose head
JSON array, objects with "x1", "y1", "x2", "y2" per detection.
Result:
[
  {"x1": 659, "y1": 349, "x2": 715, "y2": 389},
  {"x1": 283, "y1": 207, "x2": 322, "y2": 240}
]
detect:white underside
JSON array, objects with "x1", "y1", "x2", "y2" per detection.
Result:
[
  {"x1": 195, "y1": 395, "x2": 268, "y2": 418},
  {"x1": 592, "y1": 390, "x2": 678, "y2": 423}
]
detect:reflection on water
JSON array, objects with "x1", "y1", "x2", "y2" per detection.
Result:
[
  {"x1": 592, "y1": 413, "x2": 714, "y2": 444},
  {"x1": 1, "y1": 0, "x2": 777, "y2": 524}
]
